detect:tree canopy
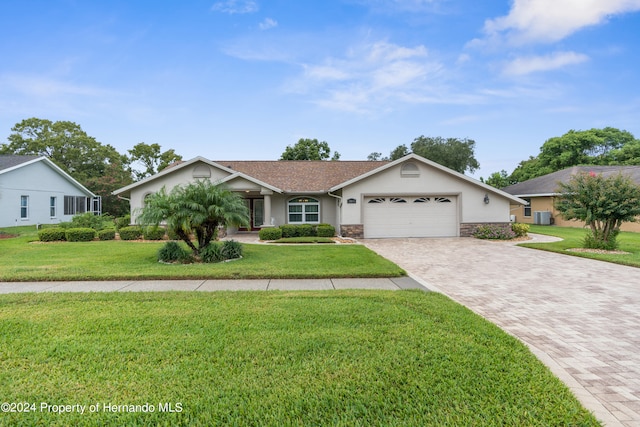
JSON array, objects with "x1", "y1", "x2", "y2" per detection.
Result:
[
  {"x1": 128, "y1": 142, "x2": 182, "y2": 180},
  {"x1": 509, "y1": 127, "x2": 639, "y2": 183},
  {"x1": 1, "y1": 118, "x2": 127, "y2": 183},
  {"x1": 137, "y1": 181, "x2": 249, "y2": 256},
  {"x1": 383, "y1": 136, "x2": 480, "y2": 174},
  {"x1": 280, "y1": 138, "x2": 340, "y2": 161}
]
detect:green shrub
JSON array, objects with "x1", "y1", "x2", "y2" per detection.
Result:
[
  {"x1": 158, "y1": 241, "x2": 191, "y2": 263},
  {"x1": 259, "y1": 227, "x2": 282, "y2": 240},
  {"x1": 118, "y1": 226, "x2": 143, "y2": 241},
  {"x1": 65, "y1": 227, "x2": 97, "y2": 242},
  {"x1": 316, "y1": 224, "x2": 335, "y2": 237},
  {"x1": 98, "y1": 229, "x2": 116, "y2": 241},
  {"x1": 69, "y1": 213, "x2": 114, "y2": 231},
  {"x1": 115, "y1": 215, "x2": 131, "y2": 231},
  {"x1": 280, "y1": 224, "x2": 318, "y2": 238},
  {"x1": 280, "y1": 224, "x2": 300, "y2": 238},
  {"x1": 511, "y1": 222, "x2": 529, "y2": 237},
  {"x1": 222, "y1": 240, "x2": 243, "y2": 260},
  {"x1": 200, "y1": 243, "x2": 223, "y2": 263},
  {"x1": 584, "y1": 229, "x2": 619, "y2": 250},
  {"x1": 38, "y1": 228, "x2": 66, "y2": 242},
  {"x1": 298, "y1": 224, "x2": 315, "y2": 237},
  {"x1": 143, "y1": 226, "x2": 166, "y2": 240},
  {"x1": 472, "y1": 224, "x2": 516, "y2": 240}
]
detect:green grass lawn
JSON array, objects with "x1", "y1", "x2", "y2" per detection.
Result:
[
  {"x1": 0, "y1": 291, "x2": 601, "y2": 426},
  {"x1": 0, "y1": 226, "x2": 404, "y2": 281},
  {"x1": 523, "y1": 225, "x2": 640, "y2": 268}
]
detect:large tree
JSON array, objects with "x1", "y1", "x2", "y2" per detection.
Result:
[
  {"x1": 1, "y1": 118, "x2": 132, "y2": 215},
  {"x1": 2, "y1": 118, "x2": 128, "y2": 182},
  {"x1": 555, "y1": 171, "x2": 640, "y2": 249},
  {"x1": 280, "y1": 138, "x2": 340, "y2": 160},
  {"x1": 137, "y1": 181, "x2": 249, "y2": 257},
  {"x1": 128, "y1": 142, "x2": 182, "y2": 180},
  {"x1": 388, "y1": 136, "x2": 480, "y2": 174},
  {"x1": 509, "y1": 127, "x2": 639, "y2": 183}
]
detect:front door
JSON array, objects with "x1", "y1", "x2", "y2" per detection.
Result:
[{"x1": 240, "y1": 198, "x2": 264, "y2": 231}]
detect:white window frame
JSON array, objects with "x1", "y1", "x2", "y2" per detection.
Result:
[
  {"x1": 288, "y1": 197, "x2": 320, "y2": 224},
  {"x1": 20, "y1": 195, "x2": 29, "y2": 219},
  {"x1": 50, "y1": 196, "x2": 57, "y2": 218}
]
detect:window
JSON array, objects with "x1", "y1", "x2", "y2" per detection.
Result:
[
  {"x1": 64, "y1": 196, "x2": 87, "y2": 215},
  {"x1": 50, "y1": 197, "x2": 57, "y2": 217},
  {"x1": 20, "y1": 196, "x2": 29, "y2": 219},
  {"x1": 434, "y1": 197, "x2": 452, "y2": 203},
  {"x1": 390, "y1": 197, "x2": 407, "y2": 203},
  {"x1": 288, "y1": 197, "x2": 320, "y2": 224},
  {"x1": 523, "y1": 198, "x2": 532, "y2": 217},
  {"x1": 414, "y1": 197, "x2": 430, "y2": 203},
  {"x1": 367, "y1": 197, "x2": 386, "y2": 204}
]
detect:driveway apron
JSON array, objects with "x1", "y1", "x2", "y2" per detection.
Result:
[{"x1": 363, "y1": 235, "x2": 640, "y2": 427}]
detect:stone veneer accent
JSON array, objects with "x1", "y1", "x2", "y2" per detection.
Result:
[
  {"x1": 460, "y1": 222, "x2": 512, "y2": 237},
  {"x1": 340, "y1": 224, "x2": 364, "y2": 239}
]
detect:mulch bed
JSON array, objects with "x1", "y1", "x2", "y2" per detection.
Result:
[
  {"x1": 0, "y1": 232, "x2": 18, "y2": 239},
  {"x1": 566, "y1": 248, "x2": 631, "y2": 255}
]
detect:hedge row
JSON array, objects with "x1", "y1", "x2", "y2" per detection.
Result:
[
  {"x1": 258, "y1": 223, "x2": 336, "y2": 241},
  {"x1": 38, "y1": 227, "x2": 97, "y2": 242}
]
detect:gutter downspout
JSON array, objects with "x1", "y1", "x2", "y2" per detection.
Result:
[{"x1": 328, "y1": 190, "x2": 343, "y2": 237}]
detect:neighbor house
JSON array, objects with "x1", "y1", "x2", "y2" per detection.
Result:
[
  {"x1": 0, "y1": 155, "x2": 101, "y2": 228},
  {"x1": 501, "y1": 165, "x2": 640, "y2": 232},
  {"x1": 113, "y1": 154, "x2": 527, "y2": 238}
]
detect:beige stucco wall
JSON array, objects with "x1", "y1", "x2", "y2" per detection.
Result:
[
  {"x1": 510, "y1": 196, "x2": 640, "y2": 232},
  {"x1": 340, "y1": 161, "x2": 514, "y2": 227},
  {"x1": 129, "y1": 162, "x2": 235, "y2": 222}
]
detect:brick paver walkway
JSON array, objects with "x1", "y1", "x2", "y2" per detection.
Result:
[{"x1": 363, "y1": 235, "x2": 640, "y2": 427}]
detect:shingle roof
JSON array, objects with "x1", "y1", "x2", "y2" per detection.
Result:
[
  {"x1": 0, "y1": 155, "x2": 40, "y2": 172},
  {"x1": 501, "y1": 165, "x2": 640, "y2": 196},
  {"x1": 218, "y1": 160, "x2": 390, "y2": 192}
]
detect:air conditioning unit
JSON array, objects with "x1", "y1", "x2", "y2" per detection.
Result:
[{"x1": 534, "y1": 211, "x2": 552, "y2": 225}]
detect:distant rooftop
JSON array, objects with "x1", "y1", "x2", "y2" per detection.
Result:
[{"x1": 501, "y1": 165, "x2": 640, "y2": 196}]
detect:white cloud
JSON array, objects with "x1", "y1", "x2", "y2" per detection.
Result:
[
  {"x1": 290, "y1": 41, "x2": 447, "y2": 113},
  {"x1": 502, "y1": 51, "x2": 589, "y2": 75},
  {"x1": 482, "y1": 0, "x2": 640, "y2": 45},
  {"x1": 211, "y1": 0, "x2": 258, "y2": 14},
  {"x1": 259, "y1": 18, "x2": 278, "y2": 30}
]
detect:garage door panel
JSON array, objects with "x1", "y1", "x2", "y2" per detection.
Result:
[{"x1": 364, "y1": 196, "x2": 457, "y2": 238}]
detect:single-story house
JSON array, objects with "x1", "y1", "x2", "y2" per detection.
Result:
[
  {"x1": 0, "y1": 155, "x2": 101, "y2": 228},
  {"x1": 113, "y1": 153, "x2": 527, "y2": 238},
  {"x1": 501, "y1": 165, "x2": 640, "y2": 232}
]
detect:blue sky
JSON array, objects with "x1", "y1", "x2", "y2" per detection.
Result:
[{"x1": 2, "y1": 0, "x2": 640, "y2": 178}]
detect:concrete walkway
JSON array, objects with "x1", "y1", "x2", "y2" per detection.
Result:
[
  {"x1": 362, "y1": 234, "x2": 640, "y2": 427},
  {"x1": 0, "y1": 276, "x2": 426, "y2": 293}
]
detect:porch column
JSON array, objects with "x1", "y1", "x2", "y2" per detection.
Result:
[{"x1": 260, "y1": 188, "x2": 273, "y2": 227}]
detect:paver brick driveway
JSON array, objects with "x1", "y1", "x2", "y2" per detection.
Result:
[{"x1": 363, "y1": 235, "x2": 640, "y2": 427}]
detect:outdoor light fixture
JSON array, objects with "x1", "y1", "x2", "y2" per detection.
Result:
[{"x1": 484, "y1": 194, "x2": 490, "y2": 204}]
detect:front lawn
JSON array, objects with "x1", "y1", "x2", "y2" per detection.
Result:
[
  {"x1": 0, "y1": 226, "x2": 404, "y2": 281},
  {"x1": 523, "y1": 225, "x2": 640, "y2": 268},
  {"x1": 0, "y1": 291, "x2": 601, "y2": 426}
]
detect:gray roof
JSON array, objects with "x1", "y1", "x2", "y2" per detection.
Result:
[
  {"x1": 501, "y1": 165, "x2": 640, "y2": 196},
  {"x1": 0, "y1": 155, "x2": 40, "y2": 172}
]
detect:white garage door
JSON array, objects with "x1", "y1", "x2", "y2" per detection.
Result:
[{"x1": 363, "y1": 196, "x2": 458, "y2": 238}]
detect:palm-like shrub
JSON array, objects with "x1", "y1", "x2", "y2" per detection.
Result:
[{"x1": 137, "y1": 181, "x2": 249, "y2": 257}]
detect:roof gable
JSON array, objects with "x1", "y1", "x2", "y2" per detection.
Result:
[
  {"x1": 502, "y1": 165, "x2": 640, "y2": 197},
  {"x1": 330, "y1": 153, "x2": 527, "y2": 204},
  {"x1": 0, "y1": 155, "x2": 41, "y2": 173},
  {"x1": 0, "y1": 155, "x2": 96, "y2": 196}
]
